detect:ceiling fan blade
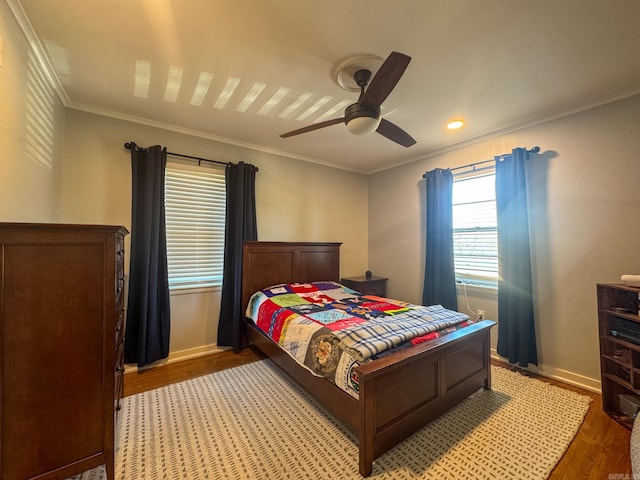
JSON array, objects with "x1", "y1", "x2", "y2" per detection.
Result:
[
  {"x1": 280, "y1": 117, "x2": 344, "y2": 138},
  {"x1": 376, "y1": 118, "x2": 416, "y2": 147},
  {"x1": 361, "y1": 52, "x2": 411, "y2": 107}
]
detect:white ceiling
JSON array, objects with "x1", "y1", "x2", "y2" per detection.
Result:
[{"x1": 10, "y1": 0, "x2": 640, "y2": 174}]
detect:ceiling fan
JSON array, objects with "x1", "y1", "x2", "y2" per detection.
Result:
[{"x1": 280, "y1": 51, "x2": 416, "y2": 147}]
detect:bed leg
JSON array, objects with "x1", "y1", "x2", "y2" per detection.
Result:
[
  {"x1": 360, "y1": 381, "x2": 375, "y2": 477},
  {"x1": 359, "y1": 423, "x2": 374, "y2": 476},
  {"x1": 483, "y1": 362, "x2": 492, "y2": 390},
  {"x1": 359, "y1": 456, "x2": 373, "y2": 477},
  {"x1": 483, "y1": 331, "x2": 492, "y2": 390}
]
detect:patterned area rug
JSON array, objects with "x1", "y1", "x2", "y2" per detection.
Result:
[{"x1": 72, "y1": 360, "x2": 590, "y2": 480}]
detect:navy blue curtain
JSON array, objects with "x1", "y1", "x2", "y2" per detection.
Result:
[
  {"x1": 217, "y1": 162, "x2": 258, "y2": 352},
  {"x1": 496, "y1": 148, "x2": 537, "y2": 367},
  {"x1": 422, "y1": 168, "x2": 458, "y2": 310},
  {"x1": 125, "y1": 143, "x2": 171, "y2": 367}
]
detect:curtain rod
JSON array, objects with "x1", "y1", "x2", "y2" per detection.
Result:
[
  {"x1": 124, "y1": 142, "x2": 255, "y2": 170},
  {"x1": 422, "y1": 146, "x2": 540, "y2": 178}
]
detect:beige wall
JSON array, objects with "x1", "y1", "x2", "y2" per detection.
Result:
[
  {"x1": 61, "y1": 109, "x2": 368, "y2": 362},
  {"x1": 0, "y1": 0, "x2": 65, "y2": 222},
  {"x1": 368, "y1": 94, "x2": 640, "y2": 390}
]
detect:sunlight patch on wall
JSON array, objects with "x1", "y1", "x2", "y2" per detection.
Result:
[{"x1": 25, "y1": 50, "x2": 55, "y2": 170}]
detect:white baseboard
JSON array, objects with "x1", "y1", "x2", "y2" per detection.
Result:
[
  {"x1": 491, "y1": 349, "x2": 601, "y2": 393},
  {"x1": 124, "y1": 344, "x2": 230, "y2": 374}
]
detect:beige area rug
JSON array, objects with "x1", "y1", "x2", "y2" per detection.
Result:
[{"x1": 72, "y1": 360, "x2": 591, "y2": 480}]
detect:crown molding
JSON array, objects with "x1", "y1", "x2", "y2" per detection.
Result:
[{"x1": 67, "y1": 101, "x2": 364, "y2": 174}]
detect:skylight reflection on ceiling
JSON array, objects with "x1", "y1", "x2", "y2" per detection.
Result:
[
  {"x1": 163, "y1": 65, "x2": 183, "y2": 102},
  {"x1": 134, "y1": 60, "x2": 151, "y2": 98},
  {"x1": 190, "y1": 72, "x2": 213, "y2": 106},
  {"x1": 278, "y1": 92, "x2": 312, "y2": 118},
  {"x1": 237, "y1": 82, "x2": 266, "y2": 112},
  {"x1": 296, "y1": 96, "x2": 332, "y2": 121},
  {"x1": 257, "y1": 87, "x2": 290, "y2": 115},
  {"x1": 313, "y1": 99, "x2": 350, "y2": 123},
  {"x1": 214, "y1": 77, "x2": 240, "y2": 109},
  {"x1": 129, "y1": 60, "x2": 398, "y2": 128}
]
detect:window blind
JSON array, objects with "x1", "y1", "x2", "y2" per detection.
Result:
[
  {"x1": 165, "y1": 163, "x2": 226, "y2": 290},
  {"x1": 452, "y1": 172, "x2": 498, "y2": 286}
]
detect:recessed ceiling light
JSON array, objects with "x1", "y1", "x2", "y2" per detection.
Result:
[{"x1": 447, "y1": 120, "x2": 464, "y2": 130}]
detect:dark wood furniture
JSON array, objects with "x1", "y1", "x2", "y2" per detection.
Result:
[
  {"x1": 0, "y1": 223, "x2": 127, "y2": 480},
  {"x1": 341, "y1": 275, "x2": 388, "y2": 296},
  {"x1": 241, "y1": 241, "x2": 495, "y2": 476},
  {"x1": 597, "y1": 283, "x2": 640, "y2": 429}
]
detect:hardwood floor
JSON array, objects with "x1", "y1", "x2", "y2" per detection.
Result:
[{"x1": 124, "y1": 349, "x2": 632, "y2": 479}]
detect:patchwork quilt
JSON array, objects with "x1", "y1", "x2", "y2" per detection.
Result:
[{"x1": 246, "y1": 281, "x2": 472, "y2": 398}]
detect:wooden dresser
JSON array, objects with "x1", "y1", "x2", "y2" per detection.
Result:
[{"x1": 0, "y1": 223, "x2": 128, "y2": 480}]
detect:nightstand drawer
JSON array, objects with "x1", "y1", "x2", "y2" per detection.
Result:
[{"x1": 341, "y1": 276, "x2": 388, "y2": 297}]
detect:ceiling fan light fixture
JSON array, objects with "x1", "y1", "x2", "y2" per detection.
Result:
[
  {"x1": 346, "y1": 115, "x2": 382, "y2": 135},
  {"x1": 344, "y1": 102, "x2": 381, "y2": 135}
]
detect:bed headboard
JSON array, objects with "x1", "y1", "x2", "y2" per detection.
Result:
[{"x1": 241, "y1": 241, "x2": 341, "y2": 313}]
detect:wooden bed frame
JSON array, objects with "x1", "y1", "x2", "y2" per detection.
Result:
[{"x1": 241, "y1": 241, "x2": 495, "y2": 476}]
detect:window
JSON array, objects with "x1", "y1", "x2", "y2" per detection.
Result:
[
  {"x1": 164, "y1": 161, "x2": 226, "y2": 291},
  {"x1": 452, "y1": 171, "x2": 498, "y2": 288}
]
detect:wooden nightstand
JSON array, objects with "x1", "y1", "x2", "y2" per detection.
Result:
[{"x1": 341, "y1": 276, "x2": 388, "y2": 297}]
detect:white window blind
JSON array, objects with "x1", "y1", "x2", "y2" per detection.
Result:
[
  {"x1": 165, "y1": 162, "x2": 226, "y2": 291},
  {"x1": 452, "y1": 172, "x2": 498, "y2": 287}
]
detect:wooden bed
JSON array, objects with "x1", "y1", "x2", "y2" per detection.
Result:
[{"x1": 241, "y1": 241, "x2": 495, "y2": 476}]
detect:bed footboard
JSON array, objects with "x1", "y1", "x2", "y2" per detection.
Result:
[{"x1": 356, "y1": 319, "x2": 494, "y2": 476}]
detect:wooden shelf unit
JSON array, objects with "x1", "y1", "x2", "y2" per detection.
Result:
[{"x1": 597, "y1": 283, "x2": 640, "y2": 429}]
